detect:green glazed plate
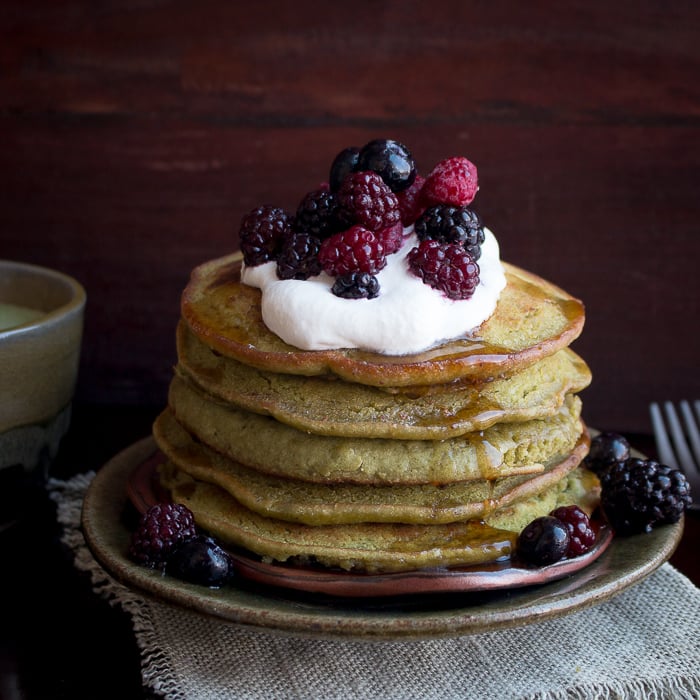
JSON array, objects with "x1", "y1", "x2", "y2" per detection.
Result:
[{"x1": 81, "y1": 436, "x2": 683, "y2": 640}]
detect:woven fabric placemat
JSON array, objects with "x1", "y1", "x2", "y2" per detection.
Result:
[{"x1": 50, "y1": 473, "x2": 700, "y2": 700}]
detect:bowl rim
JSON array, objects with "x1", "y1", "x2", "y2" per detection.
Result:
[{"x1": 0, "y1": 259, "x2": 86, "y2": 337}]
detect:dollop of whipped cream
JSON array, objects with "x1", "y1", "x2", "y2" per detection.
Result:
[{"x1": 241, "y1": 228, "x2": 506, "y2": 355}]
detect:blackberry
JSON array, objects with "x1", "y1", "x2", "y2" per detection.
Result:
[
  {"x1": 337, "y1": 171, "x2": 400, "y2": 232},
  {"x1": 329, "y1": 146, "x2": 360, "y2": 192},
  {"x1": 318, "y1": 225, "x2": 387, "y2": 277},
  {"x1": 294, "y1": 188, "x2": 342, "y2": 240},
  {"x1": 167, "y1": 535, "x2": 235, "y2": 588},
  {"x1": 407, "y1": 239, "x2": 480, "y2": 300},
  {"x1": 584, "y1": 432, "x2": 631, "y2": 477},
  {"x1": 357, "y1": 138, "x2": 416, "y2": 192},
  {"x1": 516, "y1": 516, "x2": 570, "y2": 566},
  {"x1": 276, "y1": 232, "x2": 322, "y2": 280},
  {"x1": 415, "y1": 205, "x2": 485, "y2": 260},
  {"x1": 331, "y1": 271, "x2": 380, "y2": 299},
  {"x1": 601, "y1": 457, "x2": 692, "y2": 535},
  {"x1": 239, "y1": 205, "x2": 292, "y2": 266},
  {"x1": 550, "y1": 505, "x2": 596, "y2": 556},
  {"x1": 128, "y1": 503, "x2": 197, "y2": 568}
]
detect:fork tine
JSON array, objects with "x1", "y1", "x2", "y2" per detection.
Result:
[
  {"x1": 679, "y1": 400, "x2": 700, "y2": 472},
  {"x1": 663, "y1": 401, "x2": 695, "y2": 471},
  {"x1": 650, "y1": 402, "x2": 680, "y2": 470}
]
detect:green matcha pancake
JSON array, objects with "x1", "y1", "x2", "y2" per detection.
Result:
[
  {"x1": 167, "y1": 373, "x2": 585, "y2": 485},
  {"x1": 158, "y1": 460, "x2": 598, "y2": 573},
  {"x1": 175, "y1": 322, "x2": 591, "y2": 439},
  {"x1": 181, "y1": 254, "x2": 585, "y2": 388},
  {"x1": 154, "y1": 407, "x2": 592, "y2": 526}
]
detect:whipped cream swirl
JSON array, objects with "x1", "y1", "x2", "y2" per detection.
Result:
[{"x1": 241, "y1": 228, "x2": 506, "y2": 355}]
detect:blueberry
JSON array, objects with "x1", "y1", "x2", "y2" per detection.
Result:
[
  {"x1": 516, "y1": 516, "x2": 570, "y2": 566},
  {"x1": 166, "y1": 535, "x2": 235, "y2": 588},
  {"x1": 329, "y1": 146, "x2": 360, "y2": 192},
  {"x1": 357, "y1": 139, "x2": 416, "y2": 192},
  {"x1": 585, "y1": 431, "x2": 631, "y2": 476}
]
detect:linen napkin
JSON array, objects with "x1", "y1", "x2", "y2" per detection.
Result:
[{"x1": 50, "y1": 473, "x2": 700, "y2": 700}]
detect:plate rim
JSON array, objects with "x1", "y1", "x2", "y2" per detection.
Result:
[{"x1": 81, "y1": 436, "x2": 684, "y2": 641}]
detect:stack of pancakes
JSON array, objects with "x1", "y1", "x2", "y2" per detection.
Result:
[{"x1": 153, "y1": 252, "x2": 599, "y2": 573}]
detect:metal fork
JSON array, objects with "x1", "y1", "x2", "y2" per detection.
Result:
[{"x1": 650, "y1": 400, "x2": 700, "y2": 511}]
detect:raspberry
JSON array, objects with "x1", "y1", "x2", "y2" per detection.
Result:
[
  {"x1": 276, "y1": 232, "x2": 322, "y2": 280},
  {"x1": 422, "y1": 156, "x2": 479, "y2": 207},
  {"x1": 396, "y1": 174, "x2": 426, "y2": 226},
  {"x1": 331, "y1": 271, "x2": 380, "y2": 299},
  {"x1": 239, "y1": 205, "x2": 292, "y2": 266},
  {"x1": 376, "y1": 221, "x2": 405, "y2": 255},
  {"x1": 337, "y1": 171, "x2": 400, "y2": 232},
  {"x1": 415, "y1": 204, "x2": 485, "y2": 261},
  {"x1": 407, "y1": 239, "x2": 480, "y2": 300},
  {"x1": 601, "y1": 458, "x2": 692, "y2": 534},
  {"x1": 128, "y1": 503, "x2": 197, "y2": 568},
  {"x1": 294, "y1": 188, "x2": 342, "y2": 240},
  {"x1": 318, "y1": 225, "x2": 387, "y2": 277},
  {"x1": 356, "y1": 138, "x2": 416, "y2": 192},
  {"x1": 550, "y1": 505, "x2": 596, "y2": 556}
]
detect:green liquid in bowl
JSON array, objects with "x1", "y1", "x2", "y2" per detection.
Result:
[{"x1": 0, "y1": 301, "x2": 45, "y2": 331}]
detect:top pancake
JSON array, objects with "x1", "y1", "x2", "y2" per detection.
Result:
[{"x1": 181, "y1": 253, "x2": 585, "y2": 387}]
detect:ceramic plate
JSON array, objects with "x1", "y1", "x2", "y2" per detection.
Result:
[{"x1": 81, "y1": 437, "x2": 684, "y2": 640}]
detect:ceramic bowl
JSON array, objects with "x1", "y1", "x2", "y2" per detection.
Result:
[{"x1": 0, "y1": 260, "x2": 86, "y2": 488}]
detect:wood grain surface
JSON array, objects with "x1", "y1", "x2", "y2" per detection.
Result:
[{"x1": 2, "y1": 1, "x2": 699, "y2": 433}]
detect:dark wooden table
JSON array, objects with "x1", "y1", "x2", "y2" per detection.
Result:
[{"x1": 0, "y1": 404, "x2": 697, "y2": 699}]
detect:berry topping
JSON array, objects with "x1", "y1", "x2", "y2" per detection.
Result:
[
  {"x1": 331, "y1": 271, "x2": 380, "y2": 299},
  {"x1": 396, "y1": 174, "x2": 426, "y2": 226},
  {"x1": 601, "y1": 457, "x2": 692, "y2": 535},
  {"x1": 550, "y1": 505, "x2": 596, "y2": 556},
  {"x1": 128, "y1": 503, "x2": 197, "y2": 568},
  {"x1": 584, "y1": 431, "x2": 631, "y2": 476},
  {"x1": 422, "y1": 156, "x2": 479, "y2": 207},
  {"x1": 516, "y1": 515, "x2": 570, "y2": 566},
  {"x1": 329, "y1": 146, "x2": 360, "y2": 192},
  {"x1": 356, "y1": 138, "x2": 416, "y2": 192},
  {"x1": 239, "y1": 205, "x2": 292, "y2": 266},
  {"x1": 407, "y1": 239, "x2": 480, "y2": 300},
  {"x1": 294, "y1": 188, "x2": 342, "y2": 240},
  {"x1": 318, "y1": 225, "x2": 387, "y2": 277},
  {"x1": 276, "y1": 232, "x2": 323, "y2": 280},
  {"x1": 166, "y1": 534, "x2": 235, "y2": 588},
  {"x1": 336, "y1": 171, "x2": 401, "y2": 232},
  {"x1": 415, "y1": 204, "x2": 485, "y2": 260}
]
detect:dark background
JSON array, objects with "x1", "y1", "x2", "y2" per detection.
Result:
[{"x1": 3, "y1": 1, "x2": 699, "y2": 436}]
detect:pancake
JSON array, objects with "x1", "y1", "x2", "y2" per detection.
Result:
[
  {"x1": 154, "y1": 407, "x2": 591, "y2": 526},
  {"x1": 158, "y1": 461, "x2": 599, "y2": 573},
  {"x1": 180, "y1": 254, "x2": 585, "y2": 388},
  {"x1": 168, "y1": 373, "x2": 585, "y2": 485},
  {"x1": 149, "y1": 141, "x2": 601, "y2": 578},
  {"x1": 176, "y1": 321, "x2": 592, "y2": 439}
]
